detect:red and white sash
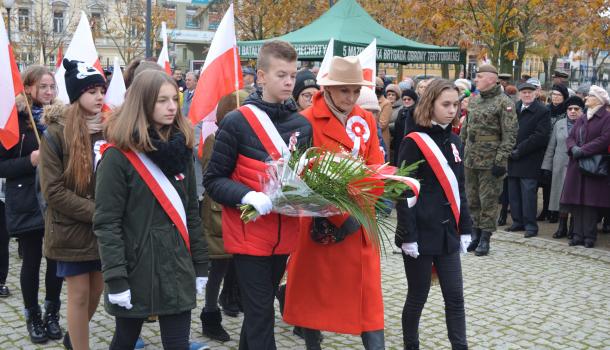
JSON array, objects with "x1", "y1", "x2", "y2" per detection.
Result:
[
  {"x1": 104, "y1": 146, "x2": 191, "y2": 253},
  {"x1": 239, "y1": 105, "x2": 289, "y2": 161},
  {"x1": 407, "y1": 132, "x2": 460, "y2": 226}
]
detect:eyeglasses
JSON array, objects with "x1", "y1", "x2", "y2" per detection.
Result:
[
  {"x1": 299, "y1": 92, "x2": 314, "y2": 100},
  {"x1": 567, "y1": 107, "x2": 581, "y2": 111}
]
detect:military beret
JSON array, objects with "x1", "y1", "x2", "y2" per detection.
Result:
[
  {"x1": 553, "y1": 70, "x2": 569, "y2": 78},
  {"x1": 498, "y1": 73, "x2": 512, "y2": 80},
  {"x1": 477, "y1": 64, "x2": 498, "y2": 75}
]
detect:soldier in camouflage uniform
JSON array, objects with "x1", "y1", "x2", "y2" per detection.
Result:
[{"x1": 460, "y1": 64, "x2": 517, "y2": 256}]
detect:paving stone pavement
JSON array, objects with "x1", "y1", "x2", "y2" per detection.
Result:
[{"x1": 1, "y1": 235, "x2": 609, "y2": 350}]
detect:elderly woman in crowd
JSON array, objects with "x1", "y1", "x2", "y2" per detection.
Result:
[
  {"x1": 541, "y1": 96, "x2": 585, "y2": 239},
  {"x1": 561, "y1": 86, "x2": 610, "y2": 248}
]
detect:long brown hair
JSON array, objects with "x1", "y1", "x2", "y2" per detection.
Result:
[
  {"x1": 21, "y1": 65, "x2": 55, "y2": 105},
  {"x1": 105, "y1": 70, "x2": 194, "y2": 152},
  {"x1": 63, "y1": 103, "x2": 94, "y2": 195},
  {"x1": 414, "y1": 79, "x2": 460, "y2": 128}
]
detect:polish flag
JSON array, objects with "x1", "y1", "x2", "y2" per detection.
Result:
[
  {"x1": 358, "y1": 39, "x2": 376, "y2": 89},
  {"x1": 55, "y1": 12, "x2": 104, "y2": 104},
  {"x1": 55, "y1": 45, "x2": 63, "y2": 69},
  {"x1": 102, "y1": 57, "x2": 126, "y2": 112},
  {"x1": 0, "y1": 14, "x2": 23, "y2": 149},
  {"x1": 157, "y1": 22, "x2": 172, "y2": 75},
  {"x1": 316, "y1": 38, "x2": 334, "y2": 81},
  {"x1": 188, "y1": 4, "x2": 242, "y2": 155}
]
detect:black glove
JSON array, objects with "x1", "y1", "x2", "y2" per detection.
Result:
[
  {"x1": 510, "y1": 150, "x2": 520, "y2": 160},
  {"x1": 571, "y1": 146, "x2": 585, "y2": 159},
  {"x1": 310, "y1": 216, "x2": 360, "y2": 244},
  {"x1": 491, "y1": 165, "x2": 506, "y2": 177},
  {"x1": 540, "y1": 169, "x2": 552, "y2": 184}
]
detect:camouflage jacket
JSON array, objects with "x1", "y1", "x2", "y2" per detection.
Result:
[{"x1": 461, "y1": 84, "x2": 517, "y2": 169}]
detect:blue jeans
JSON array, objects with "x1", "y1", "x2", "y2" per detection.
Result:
[{"x1": 508, "y1": 177, "x2": 539, "y2": 233}]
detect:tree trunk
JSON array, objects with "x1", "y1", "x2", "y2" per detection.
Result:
[
  {"x1": 514, "y1": 39, "x2": 526, "y2": 81},
  {"x1": 548, "y1": 55, "x2": 558, "y2": 89}
]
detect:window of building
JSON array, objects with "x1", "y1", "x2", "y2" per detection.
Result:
[
  {"x1": 90, "y1": 12, "x2": 101, "y2": 34},
  {"x1": 18, "y1": 8, "x2": 30, "y2": 32},
  {"x1": 185, "y1": 7, "x2": 200, "y2": 29},
  {"x1": 53, "y1": 11, "x2": 64, "y2": 33}
]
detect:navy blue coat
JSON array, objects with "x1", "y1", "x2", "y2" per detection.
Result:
[{"x1": 508, "y1": 100, "x2": 551, "y2": 178}]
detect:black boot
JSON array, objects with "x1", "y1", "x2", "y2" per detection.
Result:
[
  {"x1": 404, "y1": 344, "x2": 420, "y2": 350},
  {"x1": 536, "y1": 210, "x2": 548, "y2": 221},
  {"x1": 25, "y1": 306, "x2": 48, "y2": 344},
  {"x1": 552, "y1": 217, "x2": 568, "y2": 238},
  {"x1": 63, "y1": 332, "x2": 73, "y2": 349},
  {"x1": 302, "y1": 328, "x2": 323, "y2": 350},
  {"x1": 467, "y1": 228, "x2": 480, "y2": 252},
  {"x1": 548, "y1": 211, "x2": 559, "y2": 223},
  {"x1": 43, "y1": 300, "x2": 63, "y2": 340},
  {"x1": 567, "y1": 216, "x2": 575, "y2": 239},
  {"x1": 475, "y1": 231, "x2": 491, "y2": 256},
  {"x1": 200, "y1": 309, "x2": 230, "y2": 342},
  {"x1": 497, "y1": 207, "x2": 507, "y2": 226}
]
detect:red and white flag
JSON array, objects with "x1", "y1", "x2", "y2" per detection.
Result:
[
  {"x1": 157, "y1": 22, "x2": 172, "y2": 75},
  {"x1": 316, "y1": 38, "x2": 334, "y2": 81},
  {"x1": 55, "y1": 12, "x2": 103, "y2": 104},
  {"x1": 103, "y1": 57, "x2": 126, "y2": 111},
  {"x1": 0, "y1": 14, "x2": 24, "y2": 149},
  {"x1": 358, "y1": 39, "x2": 376, "y2": 89},
  {"x1": 188, "y1": 4, "x2": 243, "y2": 154},
  {"x1": 55, "y1": 45, "x2": 63, "y2": 69}
]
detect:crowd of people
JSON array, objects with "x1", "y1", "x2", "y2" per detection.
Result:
[{"x1": 0, "y1": 38, "x2": 608, "y2": 350}]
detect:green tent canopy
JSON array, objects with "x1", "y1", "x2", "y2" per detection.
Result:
[{"x1": 237, "y1": 0, "x2": 465, "y2": 64}]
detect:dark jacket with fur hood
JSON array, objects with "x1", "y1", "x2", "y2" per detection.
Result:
[
  {"x1": 0, "y1": 95, "x2": 48, "y2": 235},
  {"x1": 39, "y1": 103, "x2": 104, "y2": 261}
]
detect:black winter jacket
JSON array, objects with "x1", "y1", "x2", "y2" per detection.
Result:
[
  {"x1": 395, "y1": 124, "x2": 472, "y2": 255},
  {"x1": 508, "y1": 100, "x2": 551, "y2": 178},
  {"x1": 203, "y1": 90, "x2": 313, "y2": 206},
  {"x1": 392, "y1": 106, "x2": 415, "y2": 165},
  {"x1": 0, "y1": 108, "x2": 44, "y2": 236}
]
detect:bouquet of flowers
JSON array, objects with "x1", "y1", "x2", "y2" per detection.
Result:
[{"x1": 240, "y1": 147, "x2": 421, "y2": 248}]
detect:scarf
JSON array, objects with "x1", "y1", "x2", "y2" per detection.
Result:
[
  {"x1": 549, "y1": 102, "x2": 566, "y2": 119},
  {"x1": 566, "y1": 118, "x2": 576, "y2": 134},
  {"x1": 85, "y1": 113, "x2": 104, "y2": 134},
  {"x1": 31, "y1": 104, "x2": 47, "y2": 133},
  {"x1": 324, "y1": 90, "x2": 350, "y2": 125},
  {"x1": 146, "y1": 127, "x2": 191, "y2": 176},
  {"x1": 587, "y1": 105, "x2": 603, "y2": 120}
]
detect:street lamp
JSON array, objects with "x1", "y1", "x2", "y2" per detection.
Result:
[{"x1": 3, "y1": 0, "x2": 15, "y2": 42}]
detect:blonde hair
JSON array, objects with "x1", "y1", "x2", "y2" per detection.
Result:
[
  {"x1": 63, "y1": 103, "x2": 94, "y2": 195},
  {"x1": 105, "y1": 70, "x2": 194, "y2": 152},
  {"x1": 414, "y1": 79, "x2": 460, "y2": 128}
]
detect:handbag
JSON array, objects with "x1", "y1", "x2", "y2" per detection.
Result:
[{"x1": 577, "y1": 126, "x2": 609, "y2": 177}]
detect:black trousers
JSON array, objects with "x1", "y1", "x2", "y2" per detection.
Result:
[
  {"x1": 109, "y1": 310, "x2": 191, "y2": 350},
  {"x1": 0, "y1": 202, "x2": 8, "y2": 284},
  {"x1": 508, "y1": 177, "x2": 539, "y2": 233},
  {"x1": 204, "y1": 258, "x2": 231, "y2": 311},
  {"x1": 19, "y1": 230, "x2": 63, "y2": 308},
  {"x1": 402, "y1": 251, "x2": 467, "y2": 349},
  {"x1": 571, "y1": 205, "x2": 599, "y2": 242},
  {"x1": 233, "y1": 254, "x2": 288, "y2": 350}
]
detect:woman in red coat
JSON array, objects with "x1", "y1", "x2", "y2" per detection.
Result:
[{"x1": 284, "y1": 56, "x2": 385, "y2": 349}]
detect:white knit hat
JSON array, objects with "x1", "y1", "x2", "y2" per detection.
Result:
[
  {"x1": 357, "y1": 87, "x2": 380, "y2": 112},
  {"x1": 588, "y1": 85, "x2": 610, "y2": 105},
  {"x1": 454, "y1": 78, "x2": 471, "y2": 92}
]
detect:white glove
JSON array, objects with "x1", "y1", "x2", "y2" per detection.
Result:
[
  {"x1": 196, "y1": 277, "x2": 208, "y2": 294},
  {"x1": 460, "y1": 234, "x2": 472, "y2": 254},
  {"x1": 108, "y1": 289, "x2": 133, "y2": 309},
  {"x1": 401, "y1": 242, "x2": 419, "y2": 258},
  {"x1": 241, "y1": 191, "x2": 273, "y2": 216}
]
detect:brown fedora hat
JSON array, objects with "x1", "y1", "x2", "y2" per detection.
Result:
[{"x1": 317, "y1": 56, "x2": 375, "y2": 87}]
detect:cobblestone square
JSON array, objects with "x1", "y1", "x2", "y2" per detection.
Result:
[{"x1": 1, "y1": 230, "x2": 609, "y2": 349}]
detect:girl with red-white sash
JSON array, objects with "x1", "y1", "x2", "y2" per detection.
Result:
[
  {"x1": 395, "y1": 79, "x2": 473, "y2": 350},
  {"x1": 94, "y1": 70, "x2": 209, "y2": 349}
]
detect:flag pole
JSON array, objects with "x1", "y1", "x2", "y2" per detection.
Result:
[{"x1": 21, "y1": 93, "x2": 42, "y2": 145}]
